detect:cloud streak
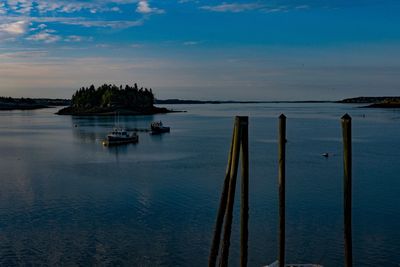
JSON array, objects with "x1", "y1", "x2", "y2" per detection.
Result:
[
  {"x1": 0, "y1": 15, "x2": 144, "y2": 43},
  {"x1": 0, "y1": 0, "x2": 156, "y2": 43},
  {"x1": 2, "y1": 0, "x2": 137, "y2": 14},
  {"x1": 199, "y1": 2, "x2": 312, "y2": 13},
  {"x1": 30, "y1": 17, "x2": 144, "y2": 29},
  {"x1": 26, "y1": 30, "x2": 61, "y2": 43},
  {"x1": 200, "y1": 3, "x2": 262, "y2": 13},
  {"x1": 136, "y1": 1, "x2": 165, "y2": 14}
]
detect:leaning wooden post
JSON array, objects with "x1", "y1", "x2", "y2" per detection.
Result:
[
  {"x1": 219, "y1": 117, "x2": 242, "y2": 267},
  {"x1": 209, "y1": 123, "x2": 236, "y2": 267},
  {"x1": 278, "y1": 114, "x2": 286, "y2": 267},
  {"x1": 240, "y1": 117, "x2": 249, "y2": 267},
  {"x1": 341, "y1": 114, "x2": 353, "y2": 267}
]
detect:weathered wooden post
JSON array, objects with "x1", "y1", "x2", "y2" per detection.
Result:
[
  {"x1": 209, "y1": 116, "x2": 249, "y2": 267},
  {"x1": 341, "y1": 114, "x2": 353, "y2": 267},
  {"x1": 278, "y1": 114, "x2": 286, "y2": 267},
  {"x1": 240, "y1": 117, "x2": 249, "y2": 267},
  {"x1": 209, "y1": 126, "x2": 236, "y2": 267},
  {"x1": 220, "y1": 117, "x2": 243, "y2": 267}
]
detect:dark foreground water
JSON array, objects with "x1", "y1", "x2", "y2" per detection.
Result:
[{"x1": 0, "y1": 103, "x2": 399, "y2": 266}]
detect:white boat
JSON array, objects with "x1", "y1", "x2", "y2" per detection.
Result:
[
  {"x1": 150, "y1": 121, "x2": 170, "y2": 134},
  {"x1": 103, "y1": 128, "x2": 138, "y2": 146}
]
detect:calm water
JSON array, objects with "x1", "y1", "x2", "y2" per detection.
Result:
[{"x1": 0, "y1": 103, "x2": 399, "y2": 266}]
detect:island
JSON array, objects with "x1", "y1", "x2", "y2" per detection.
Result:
[
  {"x1": 0, "y1": 97, "x2": 70, "y2": 111},
  {"x1": 57, "y1": 84, "x2": 172, "y2": 115},
  {"x1": 338, "y1": 96, "x2": 400, "y2": 108}
]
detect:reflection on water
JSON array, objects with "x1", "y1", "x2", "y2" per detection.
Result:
[
  {"x1": 103, "y1": 144, "x2": 130, "y2": 161},
  {"x1": 72, "y1": 127, "x2": 103, "y2": 143},
  {"x1": 0, "y1": 104, "x2": 399, "y2": 266}
]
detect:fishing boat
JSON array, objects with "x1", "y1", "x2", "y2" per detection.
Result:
[
  {"x1": 102, "y1": 128, "x2": 138, "y2": 146},
  {"x1": 102, "y1": 112, "x2": 138, "y2": 146},
  {"x1": 150, "y1": 121, "x2": 170, "y2": 134}
]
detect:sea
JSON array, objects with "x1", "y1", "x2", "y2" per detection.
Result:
[{"x1": 0, "y1": 103, "x2": 399, "y2": 266}]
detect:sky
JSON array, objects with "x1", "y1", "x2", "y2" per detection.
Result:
[{"x1": 0, "y1": 0, "x2": 400, "y2": 100}]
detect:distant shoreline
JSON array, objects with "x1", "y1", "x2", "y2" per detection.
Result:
[
  {"x1": 336, "y1": 96, "x2": 400, "y2": 104},
  {"x1": 155, "y1": 99, "x2": 333, "y2": 104},
  {"x1": 0, "y1": 98, "x2": 70, "y2": 111},
  {"x1": 337, "y1": 96, "x2": 400, "y2": 108},
  {"x1": 0, "y1": 104, "x2": 49, "y2": 111}
]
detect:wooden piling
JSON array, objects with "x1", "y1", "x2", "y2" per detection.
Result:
[
  {"x1": 208, "y1": 124, "x2": 236, "y2": 267},
  {"x1": 278, "y1": 114, "x2": 286, "y2": 267},
  {"x1": 341, "y1": 114, "x2": 353, "y2": 267},
  {"x1": 219, "y1": 117, "x2": 242, "y2": 267},
  {"x1": 240, "y1": 117, "x2": 249, "y2": 267}
]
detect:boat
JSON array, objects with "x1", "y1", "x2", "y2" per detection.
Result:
[
  {"x1": 102, "y1": 111, "x2": 139, "y2": 146},
  {"x1": 103, "y1": 128, "x2": 138, "y2": 146},
  {"x1": 150, "y1": 121, "x2": 170, "y2": 134}
]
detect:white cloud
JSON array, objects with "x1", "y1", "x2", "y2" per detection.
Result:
[
  {"x1": 200, "y1": 3, "x2": 262, "y2": 13},
  {"x1": 64, "y1": 35, "x2": 83, "y2": 42},
  {"x1": 26, "y1": 30, "x2": 61, "y2": 43},
  {"x1": 35, "y1": 1, "x2": 94, "y2": 14},
  {"x1": 199, "y1": 2, "x2": 311, "y2": 13},
  {"x1": 136, "y1": 1, "x2": 165, "y2": 14},
  {"x1": 0, "y1": 20, "x2": 28, "y2": 41},
  {"x1": 0, "y1": 0, "x2": 156, "y2": 41},
  {"x1": 4, "y1": 0, "x2": 34, "y2": 14},
  {"x1": 0, "y1": 20, "x2": 28, "y2": 35},
  {"x1": 64, "y1": 35, "x2": 93, "y2": 42},
  {"x1": 38, "y1": 23, "x2": 47, "y2": 29},
  {"x1": 110, "y1": 6, "x2": 121, "y2": 12},
  {"x1": 28, "y1": 16, "x2": 144, "y2": 29},
  {"x1": 2, "y1": 0, "x2": 137, "y2": 15}
]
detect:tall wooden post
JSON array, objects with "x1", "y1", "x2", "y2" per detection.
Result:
[
  {"x1": 219, "y1": 117, "x2": 242, "y2": 267},
  {"x1": 209, "y1": 116, "x2": 249, "y2": 267},
  {"x1": 240, "y1": 117, "x2": 249, "y2": 267},
  {"x1": 341, "y1": 114, "x2": 353, "y2": 267},
  {"x1": 209, "y1": 126, "x2": 236, "y2": 267},
  {"x1": 278, "y1": 114, "x2": 286, "y2": 267}
]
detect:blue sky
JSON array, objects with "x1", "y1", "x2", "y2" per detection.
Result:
[{"x1": 1, "y1": 0, "x2": 400, "y2": 100}]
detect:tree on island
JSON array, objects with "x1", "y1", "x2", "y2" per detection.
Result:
[
  {"x1": 71, "y1": 83, "x2": 154, "y2": 109},
  {"x1": 57, "y1": 83, "x2": 170, "y2": 115}
]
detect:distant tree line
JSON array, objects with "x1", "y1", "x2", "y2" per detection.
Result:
[
  {"x1": 71, "y1": 84, "x2": 155, "y2": 110},
  {"x1": 0, "y1": 96, "x2": 36, "y2": 104}
]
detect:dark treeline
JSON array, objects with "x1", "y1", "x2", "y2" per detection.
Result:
[
  {"x1": 0, "y1": 96, "x2": 36, "y2": 104},
  {"x1": 338, "y1": 96, "x2": 400, "y2": 104},
  {"x1": 0, "y1": 97, "x2": 70, "y2": 110},
  {"x1": 72, "y1": 83, "x2": 154, "y2": 109}
]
